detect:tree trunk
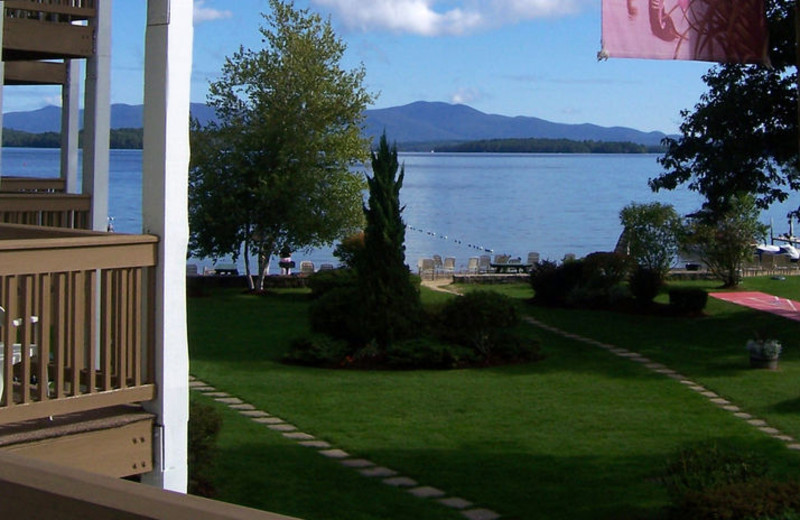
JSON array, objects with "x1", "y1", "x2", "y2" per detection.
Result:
[{"x1": 243, "y1": 241, "x2": 255, "y2": 291}]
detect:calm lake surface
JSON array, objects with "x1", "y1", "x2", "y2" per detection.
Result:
[{"x1": 5, "y1": 148, "x2": 799, "y2": 273}]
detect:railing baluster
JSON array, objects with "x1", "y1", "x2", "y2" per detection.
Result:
[
  {"x1": 3, "y1": 277, "x2": 18, "y2": 407},
  {"x1": 84, "y1": 269, "x2": 97, "y2": 394},
  {"x1": 100, "y1": 269, "x2": 113, "y2": 392},
  {"x1": 36, "y1": 272, "x2": 51, "y2": 402}
]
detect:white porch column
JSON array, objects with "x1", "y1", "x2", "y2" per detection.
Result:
[
  {"x1": 82, "y1": 0, "x2": 111, "y2": 229},
  {"x1": 140, "y1": 0, "x2": 192, "y2": 493},
  {"x1": 61, "y1": 60, "x2": 81, "y2": 194}
]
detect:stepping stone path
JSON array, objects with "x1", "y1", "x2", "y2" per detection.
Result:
[
  {"x1": 523, "y1": 316, "x2": 800, "y2": 450},
  {"x1": 189, "y1": 377, "x2": 503, "y2": 519}
]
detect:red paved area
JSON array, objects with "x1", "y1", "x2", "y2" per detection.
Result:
[{"x1": 709, "y1": 291, "x2": 800, "y2": 322}]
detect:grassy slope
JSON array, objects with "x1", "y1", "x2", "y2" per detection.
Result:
[{"x1": 188, "y1": 280, "x2": 800, "y2": 520}]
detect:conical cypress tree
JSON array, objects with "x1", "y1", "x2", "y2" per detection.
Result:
[{"x1": 360, "y1": 132, "x2": 422, "y2": 349}]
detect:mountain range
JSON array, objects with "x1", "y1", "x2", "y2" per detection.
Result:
[{"x1": 2, "y1": 101, "x2": 669, "y2": 147}]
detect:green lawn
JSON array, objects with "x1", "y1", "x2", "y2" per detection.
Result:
[{"x1": 188, "y1": 278, "x2": 800, "y2": 520}]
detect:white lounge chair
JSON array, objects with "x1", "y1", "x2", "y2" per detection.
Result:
[{"x1": 300, "y1": 261, "x2": 315, "y2": 276}]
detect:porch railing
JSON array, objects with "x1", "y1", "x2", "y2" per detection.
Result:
[
  {"x1": 0, "y1": 451, "x2": 301, "y2": 520},
  {"x1": 0, "y1": 193, "x2": 91, "y2": 229},
  {"x1": 0, "y1": 176, "x2": 66, "y2": 193},
  {"x1": 4, "y1": 0, "x2": 97, "y2": 60},
  {"x1": 0, "y1": 223, "x2": 158, "y2": 425}
]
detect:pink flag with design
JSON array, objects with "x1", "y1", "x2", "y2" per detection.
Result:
[{"x1": 600, "y1": 0, "x2": 768, "y2": 64}]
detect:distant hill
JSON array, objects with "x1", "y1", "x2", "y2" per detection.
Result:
[
  {"x1": 363, "y1": 101, "x2": 669, "y2": 147},
  {"x1": 3, "y1": 100, "x2": 668, "y2": 147},
  {"x1": 2, "y1": 103, "x2": 217, "y2": 133}
]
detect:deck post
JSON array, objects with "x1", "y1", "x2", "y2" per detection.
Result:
[
  {"x1": 82, "y1": 0, "x2": 112, "y2": 230},
  {"x1": 61, "y1": 61, "x2": 81, "y2": 194},
  {"x1": 140, "y1": 0, "x2": 193, "y2": 493}
]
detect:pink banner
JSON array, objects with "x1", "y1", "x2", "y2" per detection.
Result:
[{"x1": 601, "y1": 0, "x2": 768, "y2": 64}]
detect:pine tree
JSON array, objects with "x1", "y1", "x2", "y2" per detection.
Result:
[{"x1": 360, "y1": 133, "x2": 422, "y2": 349}]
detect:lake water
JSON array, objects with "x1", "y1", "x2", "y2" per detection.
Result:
[{"x1": 4, "y1": 148, "x2": 799, "y2": 273}]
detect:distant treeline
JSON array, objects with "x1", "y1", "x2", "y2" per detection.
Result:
[
  {"x1": 2, "y1": 128, "x2": 144, "y2": 149},
  {"x1": 434, "y1": 138, "x2": 664, "y2": 154}
]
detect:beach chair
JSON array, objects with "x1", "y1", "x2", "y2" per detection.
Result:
[
  {"x1": 418, "y1": 258, "x2": 436, "y2": 280},
  {"x1": 493, "y1": 254, "x2": 510, "y2": 265},
  {"x1": 319, "y1": 263, "x2": 335, "y2": 271},
  {"x1": 527, "y1": 252, "x2": 540, "y2": 265},
  {"x1": 299, "y1": 261, "x2": 315, "y2": 276},
  {"x1": 186, "y1": 264, "x2": 198, "y2": 276},
  {"x1": 478, "y1": 255, "x2": 491, "y2": 273},
  {"x1": 442, "y1": 257, "x2": 456, "y2": 275},
  {"x1": 433, "y1": 255, "x2": 443, "y2": 273},
  {"x1": 467, "y1": 257, "x2": 479, "y2": 274}
]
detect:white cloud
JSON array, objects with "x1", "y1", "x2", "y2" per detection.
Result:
[
  {"x1": 311, "y1": 0, "x2": 585, "y2": 36},
  {"x1": 451, "y1": 87, "x2": 483, "y2": 105},
  {"x1": 193, "y1": 0, "x2": 233, "y2": 24}
]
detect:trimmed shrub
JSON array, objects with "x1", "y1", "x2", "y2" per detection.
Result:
[
  {"x1": 306, "y1": 268, "x2": 357, "y2": 298},
  {"x1": 439, "y1": 291, "x2": 520, "y2": 361},
  {"x1": 662, "y1": 441, "x2": 769, "y2": 501},
  {"x1": 583, "y1": 251, "x2": 634, "y2": 291},
  {"x1": 629, "y1": 266, "x2": 663, "y2": 303},
  {"x1": 669, "y1": 288, "x2": 709, "y2": 315},
  {"x1": 188, "y1": 398, "x2": 223, "y2": 497},
  {"x1": 308, "y1": 286, "x2": 366, "y2": 345},
  {"x1": 530, "y1": 259, "x2": 585, "y2": 306},
  {"x1": 283, "y1": 335, "x2": 352, "y2": 367},
  {"x1": 674, "y1": 478, "x2": 800, "y2": 520},
  {"x1": 384, "y1": 339, "x2": 475, "y2": 369}
]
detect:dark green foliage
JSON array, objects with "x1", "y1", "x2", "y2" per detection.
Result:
[
  {"x1": 668, "y1": 288, "x2": 709, "y2": 315},
  {"x1": 359, "y1": 133, "x2": 423, "y2": 348},
  {"x1": 651, "y1": 1, "x2": 799, "y2": 220},
  {"x1": 530, "y1": 259, "x2": 585, "y2": 306},
  {"x1": 435, "y1": 137, "x2": 654, "y2": 154},
  {"x1": 384, "y1": 339, "x2": 475, "y2": 369},
  {"x1": 332, "y1": 232, "x2": 364, "y2": 269},
  {"x1": 283, "y1": 335, "x2": 352, "y2": 367},
  {"x1": 306, "y1": 268, "x2": 358, "y2": 299},
  {"x1": 662, "y1": 441, "x2": 770, "y2": 501},
  {"x1": 531, "y1": 254, "x2": 632, "y2": 308},
  {"x1": 672, "y1": 479, "x2": 800, "y2": 520},
  {"x1": 188, "y1": 398, "x2": 223, "y2": 497},
  {"x1": 629, "y1": 266, "x2": 663, "y2": 303},
  {"x1": 308, "y1": 286, "x2": 366, "y2": 345},
  {"x1": 439, "y1": 291, "x2": 523, "y2": 362},
  {"x1": 1, "y1": 127, "x2": 144, "y2": 149}
]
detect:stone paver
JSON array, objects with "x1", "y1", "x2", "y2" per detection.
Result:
[
  {"x1": 299, "y1": 440, "x2": 331, "y2": 449},
  {"x1": 409, "y1": 486, "x2": 446, "y2": 498},
  {"x1": 202, "y1": 391, "x2": 230, "y2": 397},
  {"x1": 461, "y1": 508, "x2": 502, "y2": 520},
  {"x1": 253, "y1": 417, "x2": 285, "y2": 425},
  {"x1": 215, "y1": 397, "x2": 244, "y2": 405},
  {"x1": 229, "y1": 403, "x2": 257, "y2": 410},
  {"x1": 748, "y1": 419, "x2": 768, "y2": 427},
  {"x1": 383, "y1": 476, "x2": 418, "y2": 487},
  {"x1": 283, "y1": 432, "x2": 315, "y2": 440},
  {"x1": 341, "y1": 458, "x2": 374, "y2": 468},
  {"x1": 359, "y1": 466, "x2": 398, "y2": 478},
  {"x1": 439, "y1": 497, "x2": 473, "y2": 509},
  {"x1": 240, "y1": 410, "x2": 271, "y2": 418},
  {"x1": 319, "y1": 449, "x2": 350, "y2": 459},
  {"x1": 268, "y1": 423, "x2": 297, "y2": 432}
]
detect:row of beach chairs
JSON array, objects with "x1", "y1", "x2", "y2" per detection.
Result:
[{"x1": 186, "y1": 261, "x2": 337, "y2": 277}]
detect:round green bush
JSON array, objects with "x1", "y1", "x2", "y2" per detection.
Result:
[{"x1": 439, "y1": 291, "x2": 520, "y2": 361}]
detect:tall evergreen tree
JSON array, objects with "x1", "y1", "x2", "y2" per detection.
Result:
[{"x1": 360, "y1": 133, "x2": 422, "y2": 349}]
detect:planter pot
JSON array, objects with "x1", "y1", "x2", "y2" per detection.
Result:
[{"x1": 749, "y1": 355, "x2": 779, "y2": 370}]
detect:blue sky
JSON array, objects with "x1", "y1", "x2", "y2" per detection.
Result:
[{"x1": 6, "y1": 0, "x2": 716, "y2": 134}]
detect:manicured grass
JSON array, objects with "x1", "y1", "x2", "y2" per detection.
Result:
[{"x1": 188, "y1": 279, "x2": 800, "y2": 520}]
